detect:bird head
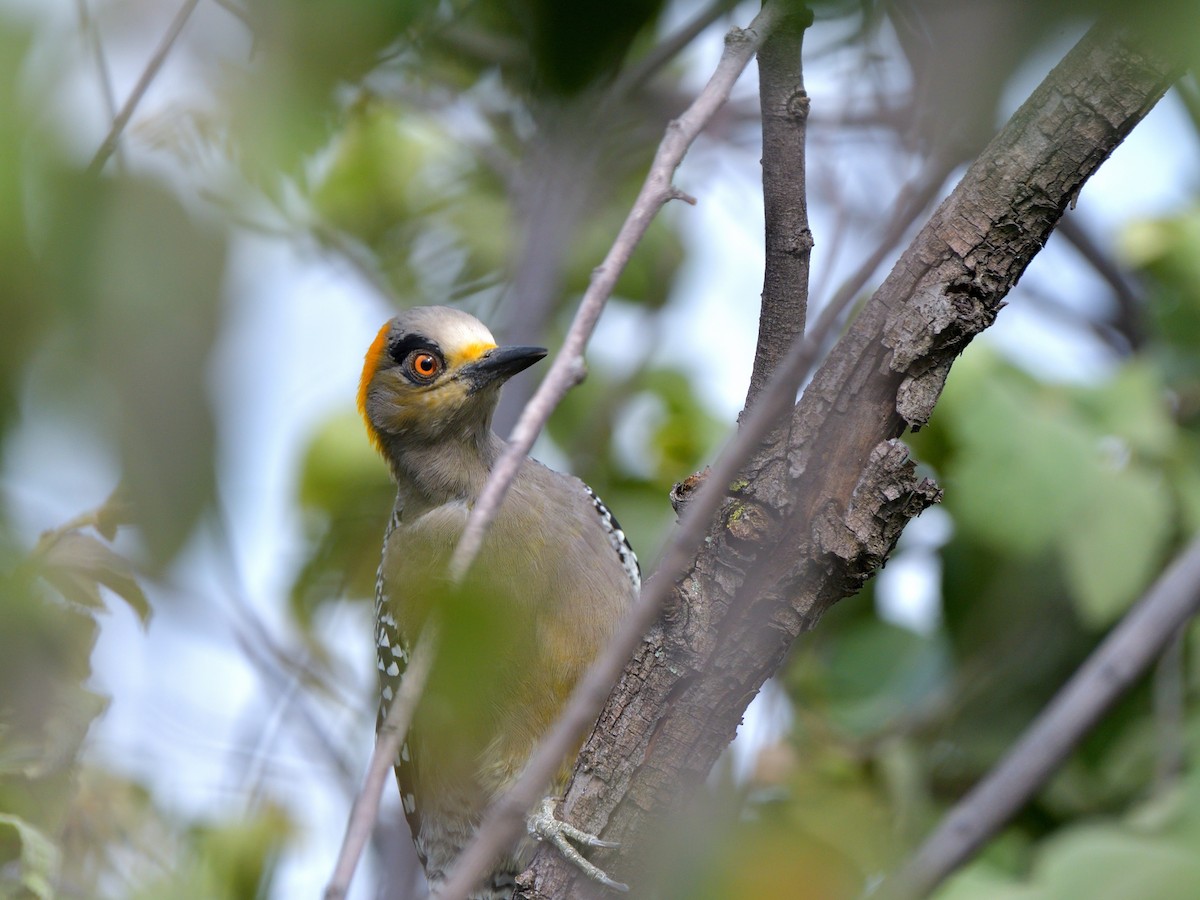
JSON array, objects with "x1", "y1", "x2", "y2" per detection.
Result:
[{"x1": 358, "y1": 306, "x2": 547, "y2": 456}]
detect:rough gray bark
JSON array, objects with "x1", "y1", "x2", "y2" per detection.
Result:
[{"x1": 516, "y1": 16, "x2": 1182, "y2": 900}]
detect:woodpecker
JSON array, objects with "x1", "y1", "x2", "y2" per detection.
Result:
[{"x1": 358, "y1": 306, "x2": 639, "y2": 899}]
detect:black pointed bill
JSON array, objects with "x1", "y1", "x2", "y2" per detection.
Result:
[{"x1": 463, "y1": 345, "x2": 547, "y2": 391}]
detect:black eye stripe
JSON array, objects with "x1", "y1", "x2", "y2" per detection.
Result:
[{"x1": 388, "y1": 335, "x2": 443, "y2": 369}]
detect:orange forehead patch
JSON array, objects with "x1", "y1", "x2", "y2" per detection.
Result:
[
  {"x1": 448, "y1": 341, "x2": 497, "y2": 369},
  {"x1": 358, "y1": 321, "x2": 392, "y2": 454}
]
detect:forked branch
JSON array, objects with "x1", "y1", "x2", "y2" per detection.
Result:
[{"x1": 516, "y1": 15, "x2": 1182, "y2": 899}]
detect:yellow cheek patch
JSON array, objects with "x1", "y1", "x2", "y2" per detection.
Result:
[
  {"x1": 448, "y1": 341, "x2": 497, "y2": 369},
  {"x1": 377, "y1": 379, "x2": 473, "y2": 437},
  {"x1": 358, "y1": 322, "x2": 393, "y2": 455}
]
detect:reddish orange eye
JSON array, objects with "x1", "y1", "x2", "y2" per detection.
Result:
[{"x1": 409, "y1": 352, "x2": 440, "y2": 380}]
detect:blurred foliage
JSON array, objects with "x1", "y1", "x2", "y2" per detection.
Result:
[
  {"x1": 3, "y1": 0, "x2": 1200, "y2": 898},
  {"x1": 292, "y1": 412, "x2": 393, "y2": 627},
  {"x1": 923, "y1": 350, "x2": 1177, "y2": 627}
]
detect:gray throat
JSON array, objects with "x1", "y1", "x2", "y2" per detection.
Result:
[{"x1": 386, "y1": 430, "x2": 505, "y2": 515}]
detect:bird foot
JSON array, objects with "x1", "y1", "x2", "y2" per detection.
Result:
[{"x1": 526, "y1": 797, "x2": 628, "y2": 892}]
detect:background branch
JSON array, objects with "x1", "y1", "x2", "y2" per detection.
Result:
[
  {"x1": 883, "y1": 535, "x2": 1200, "y2": 898},
  {"x1": 87, "y1": 0, "x2": 200, "y2": 175},
  {"x1": 614, "y1": 0, "x2": 740, "y2": 97},
  {"x1": 73, "y1": 0, "x2": 123, "y2": 171}
]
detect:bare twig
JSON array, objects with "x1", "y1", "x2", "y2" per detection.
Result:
[
  {"x1": 324, "y1": 624, "x2": 439, "y2": 900},
  {"x1": 814, "y1": 156, "x2": 951, "y2": 340},
  {"x1": 87, "y1": 0, "x2": 201, "y2": 175},
  {"x1": 1056, "y1": 215, "x2": 1145, "y2": 351},
  {"x1": 614, "y1": 0, "x2": 740, "y2": 96},
  {"x1": 883, "y1": 536, "x2": 1200, "y2": 899},
  {"x1": 73, "y1": 0, "x2": 123, "y2": 171},
  {"x1": 447, "y1": 0, "x2": 785, "y2": 586}
]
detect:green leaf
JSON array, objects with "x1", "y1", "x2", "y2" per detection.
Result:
[
  {"x1": 291, "y1": 412, "x2": 394, "y2": 624},
  {"x1": 936, "y1": 347, "x2": 1178, "y2": 625},
  {"x1": 1075, "y1": 362, "x2": 1175, "y2": 459},
  {"x1": 0, "y1": 813, "x2": 61, "y2": 900},
  {"x1": 940, "y1": 354, "x2": 1095, "y2": 555},
  {"x1": 1033, "y1": 826, "x2": 1200, "y2": 900},
  {"x1": 1121, "y1": 211, "x2": 1200, "y2": 298},
  {"x1": 296, "y1": 412, "x2": 390, "y2": 514},
  {"x1": 1169, "y1": 449, "x2": 1200, "y2": 535},
  {"x1": 818, "y1": 620, "x2": 948, "y2": 738},
  {"x1": 1060, "y1": 466, "x2": 1172, "y2": 627},
  {"x1": 935, "y1": 866, "x2": 1038, "y2": 900},
  {"x1": 313, "y1": 102, "x2": 465, "y2": 246}
]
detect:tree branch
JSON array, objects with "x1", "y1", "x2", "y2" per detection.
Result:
[
  {"x1": 883, "y1": 535, "x2": 1200, "y2": 899},
  {"x1": 73, "y1": 0, "x2": 124, "y2": 172},
  {"x1": 744, "y1": 2, "x2": 813, "y2": 412},
  {"x1": 1056, "y1": 214, "x2": 1146, "y2": 351},
  {"x1": 515, "y1": 16, "x2": 1182, "y2": 899},
  {"x1": 613, "y1": 0, "x2": 740, "y2": 97},
  {"x1": 87, "y1": 0, "x2": 200, "y2": 175},
  {"x1": 323, "y1": 624, "x2": 438, "y2": 900}
]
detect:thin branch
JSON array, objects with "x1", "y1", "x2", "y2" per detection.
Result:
[
  {"x1": 815, "y1": 156, "x2": 951, "y2": 339},
  {"x1": 73, "y1": 0, "x2": 124, "y2": 171},
  {"x1": 614, "y1": 0, "x2": 740, "y2": 96},
  {"x1": 446, "y1": 0, "x2": 785, "y2": 585},
  {"x1": 324, "y1": 624, "x2": 439, "y2": 900},
  {"x1": 87, "y1": 0, "x2": 201, "y2": 175},
  {"x1": 883, "y1": 535, "x2": 1200, "y2": 899},
  {"x1": 1056, "y1": 214, "x2": 1145, "y2": 351}
]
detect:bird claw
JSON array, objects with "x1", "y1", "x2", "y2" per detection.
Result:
[{"x1": 527, "y1": 797, "x2": 629, "y2": 892}]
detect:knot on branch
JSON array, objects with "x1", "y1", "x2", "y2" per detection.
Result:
[
  {"x1": 785, "y1": 89, "x2": 810, "y2": 118},
  {"x1": 725, "y1": 498, "x2": 773, "y2": 547},
  {"x1": 725, "y1": 26, "x2": 753, "y2": 50},
  {"x1": 883, "y1": 282, "x2": 1001, "y2": 427},
  {"x1": 775, "y1": 226, "x2": 814, "y2": 257},
  {"x1": 670, "y1": 469, "x2": 709, "y2": 517},
  {"x1": 814, "y1": 440, "x2": 942, "y2": 590}
]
